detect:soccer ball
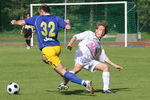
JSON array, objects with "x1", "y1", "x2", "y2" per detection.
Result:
[{"x1": 7, "y1": 82, "x2": 20, "y2": 94}]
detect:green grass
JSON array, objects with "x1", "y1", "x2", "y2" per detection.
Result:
[{"x1": 0, "y1": 46, "x2": 150, "y2": 100}]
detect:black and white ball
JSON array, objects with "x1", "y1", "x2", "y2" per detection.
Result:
[{"x1": 7, "y1": 82, "x2": 20, "y2": 94}]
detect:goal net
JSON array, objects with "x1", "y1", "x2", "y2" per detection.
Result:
[{"x1": 30, "y1": 1, "x2": 137, "y2": 47}]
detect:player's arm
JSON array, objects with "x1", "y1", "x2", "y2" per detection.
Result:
[
  {"x1": 99, "y1": 47, "x2": 123, "y2": 71},
  {"x1": 106, "y1": 60, "x2": 123, "y2": 71},
  {"x1": 64, "y1": 19, "x2": 71, "y2": 30},
  {"x1": 67, "y1": 31, "x2": 89, "y2": 50},
  {"x1": 11, "y1": 20, "x2": 26, "y2": 26},
  {"x1": 67, "y1": 35, "x2": 77, "y2": 50}
]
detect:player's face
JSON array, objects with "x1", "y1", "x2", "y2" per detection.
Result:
[
  {"x1": 38, "y1": 9, "x2": 43, "y2": 15},
  {"x1": 95, "y1": 25, "x2": 105, "y2": 38},
  {"x1": 26, "y1": 14, "x2": 30, "y2": 18}
]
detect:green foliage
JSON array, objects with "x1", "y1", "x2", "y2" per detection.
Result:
[
  {"x1": 134, "y1": 0, "x2": 150, "y2": 32},
  {"x1": 0, "y1": 0, "x2": 149, "y2": 33},
  {"x1": 141, "y1": 32, "x2": 150, "y2": 41}
]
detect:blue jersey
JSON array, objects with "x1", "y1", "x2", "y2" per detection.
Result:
[{"x1": 24, "y1": 15, "x2": 67, "y2": 49}]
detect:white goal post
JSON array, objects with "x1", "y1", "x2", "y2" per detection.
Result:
[{"x1": 30, "y1": 1, "x2": 128, "y2": 47}]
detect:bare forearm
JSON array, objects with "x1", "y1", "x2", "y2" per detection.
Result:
[
  {"x1": 68, "y1": 36, "x2": 77, "y2": 46},
  {"x1": 66, "y1": 36, "x2": 77, "y2": 50},
  {"x1": 11, "y1": 20, "x2": 26, "y2": 26},
  {"x1": 106, "y1": 59, "x2": 123, "y2": 71},
  {"x1": 106, "y1": 60, "x2": 117, "y2": 68}
]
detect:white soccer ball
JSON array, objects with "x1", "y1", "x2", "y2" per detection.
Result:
[{"x1": 7, "y1": 82, "x2": 20, "y2": 94}]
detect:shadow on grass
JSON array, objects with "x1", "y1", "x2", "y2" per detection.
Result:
[
  {"x1": 46, "y1": 88, "x2": 129, "y2": 95},
  {"x1": 95, "y1": 88, "x2": 130, "y2": 93},
  {"x1": 46, "y1": 89, "x2": 95, "y2": 96}
]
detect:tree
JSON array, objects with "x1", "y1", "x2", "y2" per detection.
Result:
[
  {"x1": 134, "y1": 0, "x2": 150, "y2": 32},
  {"x1": 0, "y1": 0, "x2": 30, "y2": 31},
  {"x1": 0, "y1": 0, "x2": 149, "y2": 32}
]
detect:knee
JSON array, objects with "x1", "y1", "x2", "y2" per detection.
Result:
[
  {"x1": 96, "y1": 63, "x2": 109, "y2": 72},
  {"x1": 42, "y1": 56, "x2": 49, "y2": 64},
  {"x1": 102, "y1": 64, "x2": 109, "y2": 72},
  {"x1": 72, "y1": 68, "x2": 80, "y2": 74},
  {"x1": 72, "y1": 65, "x2": 82, "y2": 74}
]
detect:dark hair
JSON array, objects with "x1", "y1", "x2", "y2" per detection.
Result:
[
  {"x1": 24, "y1": 13, "x2": 30, "y2": 18},
  {"x1": 39, "y1": 4, "x2": 50, "y2": 13},
  {"x1": 96, "y1": 22, "x2": 108, "y2": 36}
]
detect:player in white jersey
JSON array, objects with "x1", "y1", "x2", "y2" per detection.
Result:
[{"x1": 58, "y1": 22, "x2": 123, "y2": 93}]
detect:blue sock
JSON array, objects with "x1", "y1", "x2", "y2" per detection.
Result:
[{"x1": 64, "y1": 71, "x2": 86, "y2": 87}]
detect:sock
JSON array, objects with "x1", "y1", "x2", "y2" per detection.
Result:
[
  {"x1": 102, "y1": 72, "x2": 110, "y2": 90},
  {"x1": 64, "y1": 71, "x2": 86, "y2": 87},
  {"x1": 27, "y1": 40, "x2": 31, "y2": 46},
  {"x1": 25, "y1": 40, "x2": 30, "y2": 46},
  {"x1": 25, "y1": 40, "x2": 28, "y2": 46},
  {"x1": 69, "y1": 71, "x2": 75, "y2": 74},
  {"x1": 61, "y1": 71, "x2": 74, "y2": 85}
]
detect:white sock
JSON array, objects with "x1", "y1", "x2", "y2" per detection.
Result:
[
  {"x1": 102, "y1": 72, "x2": 110, "y2": 90},
  {"x1": 69, "y1": 71, "x2": 75, "y2": 74},
  {"x1": 81, "y1": 80, "x2": 85, "y2": 86}
]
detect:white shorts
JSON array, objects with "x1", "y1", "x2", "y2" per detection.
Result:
[{"x1": 75, "y1": 49, "x2": 100, "y2": 72}]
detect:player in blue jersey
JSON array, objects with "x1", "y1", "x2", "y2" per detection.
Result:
[{"x1": 11, "y1": 4, "x2": 94, "y2": 93}]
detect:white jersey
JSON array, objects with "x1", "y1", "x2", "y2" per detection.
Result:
[
  {"x1": 75, "y1": 31, "x2": 108, "y2": 62},
  {"x1": 74, "y1": 31, "x2": 109, "y2": 72}
]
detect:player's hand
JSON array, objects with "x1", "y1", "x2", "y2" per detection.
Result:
[
  {"x1": 64, "y1": 19, "x2": 70, "y2": 24},
  {"x1": 67, "y1": 45, "x2": 72, "y2": 51},
  {"x1": 115, "y1": 66, "x2": 123, "y2": 71},
  {"x1": 11, "y1": 20, "x2": 16, "y2": 25}
]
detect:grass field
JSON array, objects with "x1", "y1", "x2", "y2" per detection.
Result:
[{"x1": 0, "y1": 45, "x2": 150, "y2": 100}]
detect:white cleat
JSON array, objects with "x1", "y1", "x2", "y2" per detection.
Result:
[
  {"x1": 57, "y1": 83, "x2": 69, "y2": 90},
  {"x1": 26, "y1": 46, "x2": 31, "y2": 50},
  {"x1": 85, "y1": 80, "x2": 94, "y2": 94}
]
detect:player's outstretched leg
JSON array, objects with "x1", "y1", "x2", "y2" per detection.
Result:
[{"x1": 63, "y1": 71, "x2": 94, "y2": 94}]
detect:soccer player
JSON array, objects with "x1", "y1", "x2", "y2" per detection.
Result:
[
  {"x1": 58, "y1": 22, "x2": 123, "y2": 93},
  {"x1": 21, "y1": 13, "x2": 34, "y2": 49},
  {"x1": 10, "y1": 4, "x2": 94, "y2": 93}
]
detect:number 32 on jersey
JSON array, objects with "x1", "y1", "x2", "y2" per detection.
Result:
[{"x1": 40, "y1": 21, "x2": 56, "y2": 37}]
